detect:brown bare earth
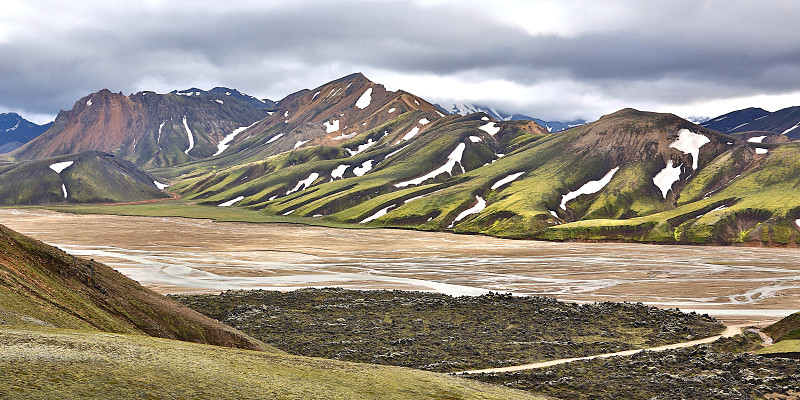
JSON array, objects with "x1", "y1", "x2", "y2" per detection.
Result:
[{"x1": 1, "y1": 208, "x2": 798, "y2": 326}]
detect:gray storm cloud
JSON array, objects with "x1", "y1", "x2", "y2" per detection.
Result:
[{"x1": 2, "y1": 0, "x2": 800, "y2": 122}]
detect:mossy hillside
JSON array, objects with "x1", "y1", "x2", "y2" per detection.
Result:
[
  {"x1": 763, "y1": 311, "x2": 800, "y2": 342},
  {"x1": 0, "y1": 151, "x2": 167, "y2": 205},
  {"x1": 0, "y1": 223, "x2": 268, "y2": 351},
  {"x1": 0, "y1": 326, "x2": 540, "y2": 400}
]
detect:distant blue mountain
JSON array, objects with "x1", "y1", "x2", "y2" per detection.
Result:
[
  {"x1": 0, "y1": 113, "x2": 52, "y2": 153},
  {"x1": 701, "y1": 106, "x2": 800, "y2": 140},
  {"x1": 435, "y1": 102, "x2": 585, "y2": 132}
]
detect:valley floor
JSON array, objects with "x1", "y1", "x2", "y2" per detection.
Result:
[{"x1": 2, "y1": 208, "x2": 798, "y2": 326}]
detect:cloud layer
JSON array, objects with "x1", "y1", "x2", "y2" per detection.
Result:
[{"x1": 3, "y1": 0, "x2": 800, "y2": 123}]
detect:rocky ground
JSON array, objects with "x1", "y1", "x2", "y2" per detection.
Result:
[
  {"x1": 468, "y1": 332, "x2": 800, "y2": 400},
  {"x1": 172, "y1": 288, "x2": 723, "y2": 372}
]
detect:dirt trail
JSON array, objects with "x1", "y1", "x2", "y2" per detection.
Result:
[{"x1": 455, "y1": 325, "x2": 745, "y2": 375}]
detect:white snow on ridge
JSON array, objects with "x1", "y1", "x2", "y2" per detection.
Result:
[
  {"x1": 154, "y1": 181, "x2": 169, "y2": 190},
  {"x1": 747, "y1": 136, "x2": 766, "y2": 143},
  {"x1": 356, "y1": 88, "x2": 373, "y2": 109},
  {"x1": 49, "y1": 161, "x2": 74, "y2": 174},
  {"x1": 5, "y1": 120, "x2": 19, "y2": 132},
  {"x1": 294, "y1": 139, "x2": 311, "y2": 149},
  {"x1": 214, "y1": 121, "x2": 258, "y2": 156},
  {"x1": 86, "y1": 98, "x2": 93, "y2": 106},
  {"x1": 395, "y1": 143, "x2": 466, "y2": 188},
  {"x1": 157, "y1": 121, "x2": 166, "y2": 144},
  {"x1": 265, "y1": 133, "x2": 284, "y2": 144},
  {"x1": 669, "y1": 129, "x2": 709, "y2": 170},
  {"x1": 218, "y1": 196, "x2": 245, "y2": 207},
  {"x1": 559, "y1": 167, "x2": 619, "y2": 210},
  {"x1": 385, "y1": 145, "x2": 409, "y2": 159},
  {"x1": 419, "y1": 118, "x2": 430, "y2": 125},
  {"x1": 332, "y1": 132, "x2": 357, "y2": 141},
  {"x1": 481, "y1": 116, "x2": 489, "y2": 121},
  {"x1": 286, "y1": 172, "x2": 320, "y2": 195},
  {"x1": 353, "y1": 160, "x2": 374, "y2": 176},
  {"x1": 449, "y1": 196, "x2": 486, "y2": 227},
  {"x1": 653, "y1": 161, "x2": 682, "y2": 199},
  {"x1": 479, "y1": 122, "x2": 500, "y2": 136},
  {"x1": 346, "y1": 138, "x2": 376, "y2": 156},
  {"x1": 312, "y1": 91, "x2": 320, "y2": 100},
  {"x1": 331, "y1": 164, "x2": 350, "y2": 180},
  {"x1": 323, "y1": 119, "x2": 340, "y2": 133},
  {"x1": 360, "y1": 204, "x2": 396, "y2": 223},
  {"x1": 182, "y1": 116, "x2": 194, "y2": 155},
  {"x1": 756, "y1": 148, "x2": 769, "y2": 154},
  {"x1": 398, "y1": 126, "x2": 420, "y2": 143},
  {"x1": 469, "y1": 136, "x2": 482, "y2": 143},
  {"x1": 61, "y1": 184, "x2": 68, "y2": 199},
  {"x1": 491, "y1": 172, "x2": 525, "y2": 190},
  {"x1": 796, "y1": 219, "x2": 800, "y2": 229},
  {"x1": 782, "y1": 122, "x2": 800, "y2": 135}
]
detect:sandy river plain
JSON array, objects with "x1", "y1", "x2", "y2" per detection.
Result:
[{"x1": 2, "y1": 209, "x2": 798, "y2": 325}]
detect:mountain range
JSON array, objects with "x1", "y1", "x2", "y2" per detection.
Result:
[
  {"x1": 2, "y1": 72, "x2": 800, "y2": 245},
  {"x1": 701, "y1": 106, "x2": 800, "y2": 140},
  {"x1": 0, "y1": 113, "x2": 52, "y2": 153},
  {"x1": 436, "y1": 102, "x2": 585, "y2": 132}
]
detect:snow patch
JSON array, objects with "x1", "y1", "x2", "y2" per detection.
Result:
[
  {"x1": 419, "y1": 118, "x2": 430, "y2": 125},
  {"x1": 481, "y1": 116, "x2": 489, "y2": 121},
  {"x1": 549, "y1": 210, "x2": 559, "y2": 219},
  {"x1": 157, "y1": 121, "x2": 166, "y2": 144},
  {"x1": 355, "y1": 88, "x2": 373, "y2": 109},
  {"x1": 331, "y1": 164, "x2": 349, "y2": 179},
  {"x1": 783, "y1": 122, "x2": 800, "y2": 134},
  {"x1": 653, "y1": 161, "x2": 682, "y2": 199},
  {"x1": 796, "y1": 219, "x2": 800, "y2": 229},
  {"x1": 286, "y1": 172, "x2": 320, "y2": 195},
  {"x1": 436, "y1": 111, "x2": 445, "y2": 117},
  {"x1": 215, "y1": 99, "x2": 224, "y2": 104},
  {"x1": 332, "y1": 132, "x2": 357, "y2": 141},
  {"x1": 214, "y1": 121, "x2": 258, "y2": 156},
  {"x1": 385, "y1": 145, "x2": 409, "y2": 159},
  {"x1": 491, "y1": 172, "x2": 525, "y2": 190},
  {"x1": 4, "y1": 120, "x2": 19, "y2": 132},
  {"x1": 755, "y1": 148, "x2": 768, "y2": 154},
  {"x1": 397, "y1": 126, "x2": 420, "y2": 143},
  {"x1": 669, "y1": 129, "x2": 709, "y2": 170},
  {"x1": 323, "y1": 119, "x2": 340, "y2": 133},
  {"x1": 312, "y1": 91, "x2": 320, "y2": 100},
  {"x1": 395, "y1": 143, "x2": 466, "y2": 188},
  {"x1": 353, "y1": 160, "x2": 374, "y2": 176},
  {"x1": 479, "y1": 122, "x2": 500, "y2": 136},
  {"x1": 49, "y1": 161, "x2": 74, "y2": 174},
  {"x1": 61, "y1": 184, "x2": 68, "y2": 199},
  {"x1": 414, "y1": 99, "x2": 419, "y2": 106},
  {"x1": 265, "y1": 133, "x2": 284, "y2": 144},
  {"x1": 468, "y1": 136, "x2": 482, "y2": 143},
  {"x1": 86, "y1": 98, "x2": 93, "y2": 106},
  {"x1": 388, "y1": 108, "x2": 396, "y2": 113},
  {"x1": 747, "y1": 136, "x2": 766, "y2": 143},
  {"x1": 282, "y1": 209, "x2": 294, "y2": 216},
  {"x1": 449, "y1": 196, "x2": 486, "y2": 227},
  {"x1": 284, "y1": 111, "x2": 289, "y2": 118},
  {"x1": 294, "y1": 139, "x2": 310, "y2": 149},
  {"x1": 154, "y1": 181, "x2": 169, "y2": 190},
  {"x1": 218, "y1": 196, "x2": 245, "y2": 207},
  {"x1": 360, "y1": 204, "x2": 396, "y2": 223},
  {"x1": 182, "y1": 116, "x2": 194, "y2": 155},
  {"x1": 346, "y1": 138, "x2": 376, "y2": 156},
  {"x1": 559, "y1": 167, "x2": 619, "y2": 210}
]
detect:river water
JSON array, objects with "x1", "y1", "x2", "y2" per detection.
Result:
[{"x1": 2, "y1": 209, "x2": 798, "y2": 324}]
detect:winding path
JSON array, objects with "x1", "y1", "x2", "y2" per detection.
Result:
[{"x1": 455, "y1": 324, "x2": 744, "y2": 375}]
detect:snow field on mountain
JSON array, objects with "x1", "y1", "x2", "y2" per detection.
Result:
[
  {"x1": 286, "y1": 173, "x2": 320, "y2": 195},
  {"x1": 355, "y1": 88, "x2": 372, "y2": 109},
  {"x1": 669, "y1": 129, "x2": 709, "y2": 170},
  {"x1": 49, "y1": 161, "x2": 74, "y2": 173},
  {"x1": 559, "y1": 167, "x2": 619, "y2": 210},
  {"x1": 395, "y1": 143, "x2": 466, "y2": 188},
  {"x1": 653, "y1": 161, "x2": 682, "y2": 198},
  {"x1": 218, "y1": 196, "x2": 244, "y2": 207},
  {"x1": 491, "y1": 172, "x2": 525, "y2": 190}
]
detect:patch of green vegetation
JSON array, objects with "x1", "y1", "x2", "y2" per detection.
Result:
[
  {"x1": 173, "y1": 288, "x2": 723, "y2": 373},
  {"x1": 0, "y1": 326, "x2": 539, "y2": 400},
  {"x1": 763, "y1": 311, "x2": 800, "y2": 342},
  {"x1": 757, "y1": 339, "x2": 800, "y2": 355}
]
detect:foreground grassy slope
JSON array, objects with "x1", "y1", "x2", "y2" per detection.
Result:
[
  {"x1": 0, "y1": 222, "x2": 266, "y2": 350},
  {"x1": 0, "y1": 326, "x2": 543, "y2": 400}
]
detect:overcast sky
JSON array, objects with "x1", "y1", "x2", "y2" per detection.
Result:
[{"x1": 3, "y1": 0, "x2": 800, "y2": 124}]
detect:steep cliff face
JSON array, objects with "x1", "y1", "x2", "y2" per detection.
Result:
[{"x1": 13, "y1": 89, "x2": 269, "y2": 167}]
